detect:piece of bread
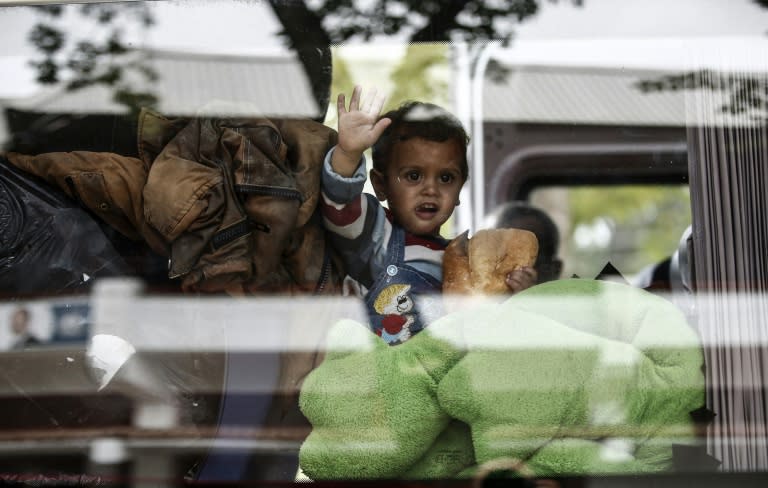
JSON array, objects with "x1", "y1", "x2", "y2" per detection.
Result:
[
  {"x1": 443, "y1": 231, "x2": 473, "y2": 295},
  {"x1": 443, "y1": 228, "x2": 538, "y2": 295}
]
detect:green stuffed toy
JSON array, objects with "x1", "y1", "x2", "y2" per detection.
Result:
[{"x1": 299, "y1": 279, "x2": 705, "y2": 479}]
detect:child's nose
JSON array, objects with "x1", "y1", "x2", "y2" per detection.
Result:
[{"x1": 421, "y1": 178, "x2": 439, "y2": 195}]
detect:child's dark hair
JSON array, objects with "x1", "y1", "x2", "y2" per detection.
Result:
[
  {"x1": 372, "y1": 101, "x2": 470, "y2": 181},
  {"x1": 491, "y1": 202, "x2": 560, "y2": 259}
]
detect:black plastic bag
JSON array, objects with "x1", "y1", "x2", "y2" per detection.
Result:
[{"x1": 0, "y1": 155, "x2": 135, "y2": 296}]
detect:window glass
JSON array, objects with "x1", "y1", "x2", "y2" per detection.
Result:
[
  {"x1": 1, "y1": 0, "x2": 767, "y2": 485},
  {"x1": 530, "y1": 184, "x2": 692, "y2": 281}
]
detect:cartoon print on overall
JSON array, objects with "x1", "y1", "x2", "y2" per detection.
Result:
[{"x1": 364, "y1": 226, "x2": 442, "y2": 345}]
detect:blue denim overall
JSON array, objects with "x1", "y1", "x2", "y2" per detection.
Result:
[{"x1": 364, "y1": 226, "x2": 445, "y2": 345}]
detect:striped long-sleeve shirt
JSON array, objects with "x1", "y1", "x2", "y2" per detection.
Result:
[{"x1": 319, "y1": 148, "x2": 448, "y2": 292}]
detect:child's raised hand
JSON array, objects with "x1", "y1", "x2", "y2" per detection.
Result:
[
  {"x1": 333, "y1": 86, "x2": 391, "y2": 175},
  {"x1": 505, "y1": 266, "x2": 538, "y2": 294}
]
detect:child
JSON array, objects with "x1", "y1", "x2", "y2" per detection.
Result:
[
  {"x1": 320, "y1": 86, "x2": 536, "y2": 344},
  {"x1": 485, "y1": 201, "x2": 563, "y2": 284}
]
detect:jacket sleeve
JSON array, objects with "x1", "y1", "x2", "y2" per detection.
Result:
[
  {"x1": 319, "y1": 147, "x2": 391, "y2": 288},
  {"x1": 4, "y1": 151, "x2": 167, "y2": 255}
]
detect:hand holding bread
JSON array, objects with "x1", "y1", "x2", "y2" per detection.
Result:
[{"x1": 443, "y1": 228, "x2": 539, "y2": 296}]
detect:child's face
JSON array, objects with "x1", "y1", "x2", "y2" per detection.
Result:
[{"x1": 371, "y1": 137, "x2": 465, "y2": 237}]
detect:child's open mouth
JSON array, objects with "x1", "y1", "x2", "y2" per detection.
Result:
[{"x1": 416, "y1": 203, "x2": 439, "y2": 219}]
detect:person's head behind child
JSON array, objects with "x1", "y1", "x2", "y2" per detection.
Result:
[
  {"x1": 486, "y1": 201, "x2": 563, "y2": 283},
  {"x1": 370, "y1": 101, "x2": 469, "y2": 238}
]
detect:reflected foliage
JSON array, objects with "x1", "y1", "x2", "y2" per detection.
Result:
[
  {"x1": 25, "y1": 1, "x2": 583, "y2": 117},
  {"x1": 637, "y1": 71, "x2": 768, "y2": 120},
  {"x1": 566, "y1": 186, "x2": 691, "y2": 277},
  {"x1": 270, "y1": 0, "x2": 545, "y2": 44},
  {"x1": 387, "y1": 44, "x2": 450, "y2": 110},
  {"x1": 637, "y1": 0, "x2": 768, "y2": 119},
  {"x1": 266, "y1": 0, "x2": 580, "y2": 120},
  {"x1": 28, "y1": 2, "x2": 157, "y2": 115}
]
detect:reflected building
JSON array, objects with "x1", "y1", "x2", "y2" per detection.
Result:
[{"x1": 1, "y1": 49, "x2": 321, "y2": 155}]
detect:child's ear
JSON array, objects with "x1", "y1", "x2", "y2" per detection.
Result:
[{"x1": 370, "y1": 169, "x2": 388, "y2": 202}]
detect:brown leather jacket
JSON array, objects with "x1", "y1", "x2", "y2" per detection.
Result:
[
  {"x1": 5, "y1": 109, "x2": 349, "y2": 466},
  {"x1": 5, "y1": 108, "x2": 343, "y2": 295}
]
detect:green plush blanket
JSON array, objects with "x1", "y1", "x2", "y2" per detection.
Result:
[{"x1": 299, "y1": 279, "x2": 705, "y2": 479}]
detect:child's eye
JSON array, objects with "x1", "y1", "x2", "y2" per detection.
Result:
[
  {"x1": 405, "y1": 171, "x2": 421, "y2": 182},
  {"x1": 440, "y1": 173, "x2": 455, "y2": 184}
]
